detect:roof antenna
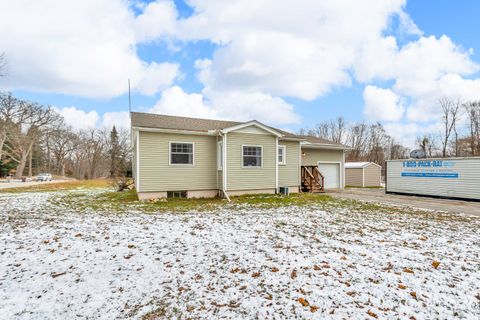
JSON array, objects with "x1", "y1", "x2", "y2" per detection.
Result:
[{"x1": 128, "y1": 78, "x2": 132, "y2": 117}]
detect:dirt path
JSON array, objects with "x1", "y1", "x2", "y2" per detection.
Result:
[{"x1": 328, "y1": 188, "x2": 480, "y2": 217}]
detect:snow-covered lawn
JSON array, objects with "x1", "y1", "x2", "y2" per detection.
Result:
[{"x1": 1, "y1": 191, "x2": 479, "y2": 319}]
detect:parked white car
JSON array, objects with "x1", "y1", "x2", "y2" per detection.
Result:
[{"x1": 36, "y1": 173, "x2": 53, "y2": 182}]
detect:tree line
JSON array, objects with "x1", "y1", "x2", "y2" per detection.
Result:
[
  {"x1": 299, "y1": 97, "x2": 480, "y2": 169},
  {"x1": 299, "y1": 118, "x2": 409, "y2": 170},
  {"x1": 418, "y1": 98, "x2": 480, "y2": 158},
  {"x1": 0, "y1": 92, "x2": 130, "y2": 179}
]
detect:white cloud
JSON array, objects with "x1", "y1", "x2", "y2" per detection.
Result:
[
  {"x1": 177, "y1": 0, "x2": 410, "y2": 101},
  {"x1": 149, "y1": 86, "x2": 300, "y2": 126},
  {"x1": 102, "y1": 111, "x2": 130, "y2": 129},
  {"x1": 133, "y1": 0, "x2": 177, "y2": 42},
  {"x1": 364, "y1": 86, "x2": 404, "y2": 121},
  {"x1": 0, "y1": 0, "x2": 179, "y2": 98},
  {"x1": 54, "y1": 107, "x2": 99, "y2": 130},
  {"x1": 55, "y1": 107, "x2": 130, "y2": 130},
  {"x1": 150, "y1": 86, "x2": 218, "y2": 119}
]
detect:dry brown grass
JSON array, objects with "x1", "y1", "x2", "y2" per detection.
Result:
[{"x1": 0, "y1": 179, "x2": 112, "y2": 193}]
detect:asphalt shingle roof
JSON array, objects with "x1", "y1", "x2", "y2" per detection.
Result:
[{"x1": 131, "y1": 112, "x2": 347, "y2": 147}]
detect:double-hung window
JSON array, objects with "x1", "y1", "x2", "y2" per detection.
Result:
[
  {"x1": 278, "y1": 145, "x2": 286, "y2": 165},
  {"x1": 170, "y1": 142, "x2": 194, "y2": 165},
  {"x1": 242, "y1": 145, "x2": 262, "y2": 167}
]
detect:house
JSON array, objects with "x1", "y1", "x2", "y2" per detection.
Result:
[
  {"x1": 345, "y1": 162, "x2": 382, "y2": 187},
  {"x1": 131, "y1": 112, "x2": 350, "y2": 200}
]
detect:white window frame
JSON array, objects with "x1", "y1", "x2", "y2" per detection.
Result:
[
  {"x1": 217, "y1": 141, "x2": 223, "y2": 170},
  {"x1": 278, "y1": 145, "x2": 286, "y2": 165},
  {"x1": 169, "y1": 141, "x2": 195, "y2": 166},
  {"x1": 241, "y1": 144, "x2": 263, "y2": 168}
]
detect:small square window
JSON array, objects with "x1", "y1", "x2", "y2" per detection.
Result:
[
  {"x1": 243, "y1": 146, "x2": 262, "y2": 167},
  {"x1": 170, "y1": 142, "x2": 194, "y2": 165}
]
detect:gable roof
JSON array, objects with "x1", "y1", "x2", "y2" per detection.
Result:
[{"x1": 131, "y1": 112, "x2": 348, "y2": 148}]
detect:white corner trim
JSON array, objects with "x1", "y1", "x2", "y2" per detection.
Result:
[
  {"x1": 223, "y1": 133, "x2": 227, "y2": 191},
  {"x1": 275, "y1": 138, "x2": 279, "y2": 190},
  {"x1": 136, "y1": 130, "x2": 140, "y2": 192}
]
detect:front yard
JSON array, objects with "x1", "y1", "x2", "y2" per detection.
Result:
[{"x1": 1, "y1": 184, "x2": 479, "y2": 319}]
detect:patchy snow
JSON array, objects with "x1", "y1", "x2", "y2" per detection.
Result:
[{"x1": 0, "y1": 191, "x2": 479, "y2": 319}]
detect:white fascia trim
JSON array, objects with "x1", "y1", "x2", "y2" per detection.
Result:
[
  {"x1": 301, "y1": 143, "x2": 351, "y2": 151},
  {"x1": 221, "y1": 121, "x2": 283, "y2": 137},
  {"x1": 132, "y1": 126, "x2": 214, "y2": 136},
  {"x1": 280, "y1": 137, "x2": 306, "y2": 142}
]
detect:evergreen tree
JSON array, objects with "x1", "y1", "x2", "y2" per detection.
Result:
[{"x1": 109, "y1": 126, "x2": 121, "y2": 178}]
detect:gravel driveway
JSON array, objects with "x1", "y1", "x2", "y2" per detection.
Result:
[{"x1": 328, "y1": 188, "x2": 480, "y2": 217}]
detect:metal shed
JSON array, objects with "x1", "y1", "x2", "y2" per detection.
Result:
[
  {"x1": 345, "y1": 162, "x2": 382, "y2": 187},
  {"x1": 386, "y1": 157, "x2": 480, "y2": 201}
]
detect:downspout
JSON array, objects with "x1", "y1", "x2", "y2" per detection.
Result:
[
  {"x1": 275, "y1": 137, "x2": 279, "y2": 193},
  {"x1": 219, "y1": 131, "x2": 230, "y2": 201}
]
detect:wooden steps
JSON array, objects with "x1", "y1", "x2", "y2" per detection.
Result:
[{"x1": 301, "y1": 165, "x2": 325, "y2": 193}]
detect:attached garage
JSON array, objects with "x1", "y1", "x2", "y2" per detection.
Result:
[
  {"x1": 345, "y1": 162, "x2": 382, "y2": 187},
  {"x1": 301, "y1": 137, "x2": 348, "y2": 189},
  {"x1": 317, "y1": 162, "x2": 341, "y2": 189}
]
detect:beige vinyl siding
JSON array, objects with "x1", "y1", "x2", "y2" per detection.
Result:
[
  {"x1": 138, "y1": 131, "x2": 217, "y2": 192},
  {"x1": 345, "y1": 168, "x2": 363, "y2": 186},
  {"x1": 132, "y1": 131, "x2": 137, "y2": 184},
  {"x1": 226, "y1": 132, "x2": 276, "y2": 191},
  {"x1": 364, "y1": 164, "x2": 381, "y2": 186},
  {"x1": 278, "y1": 141, "x2": 300, "y2": 187},
  {"x1": 302, "y1": 148, "x2": 344, "y2": 165}
]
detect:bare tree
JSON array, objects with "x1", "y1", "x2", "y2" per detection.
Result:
[
  {"x1": 6, "y1": 102, "x2": 62, "y2": 178},
  {"x1": 346, "y1": 122, "x2": 368, "y2": 161},
  {"x1": 439, "y1": 97, "x2": 461, "y2": 157},
  {"x1": 464, "y1": 101, "x2": 480, "y2": 156},
  {"x1": 312, "y1": 117, "x2": 347, "y2": 144},
  {"x1": 0, "y1": 93, "x2": 30, "y2": 162},
  {"x1": 415, "y1": 134, "x2": 438, "y2": 158}
]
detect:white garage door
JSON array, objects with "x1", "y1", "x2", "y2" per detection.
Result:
[{"x1": 318, "y1": 163, "x2": 340, "y2": 189}]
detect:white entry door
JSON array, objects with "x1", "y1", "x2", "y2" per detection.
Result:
[{"x1": 318, "y1": 163, "x2": 340, "y2": 189}]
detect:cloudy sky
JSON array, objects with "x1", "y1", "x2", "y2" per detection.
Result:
[{"x1": 1, "y1": 0, "x2": 480, "y2": 145}]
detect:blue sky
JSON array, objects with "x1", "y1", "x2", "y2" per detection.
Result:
[{"x1": 1, "y1": 0, "x2": 480, "y2": 145}]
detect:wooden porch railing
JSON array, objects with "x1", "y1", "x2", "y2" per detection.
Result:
[{"x1": 301, "y1": 165, "x2": 324, "y2": 193}]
